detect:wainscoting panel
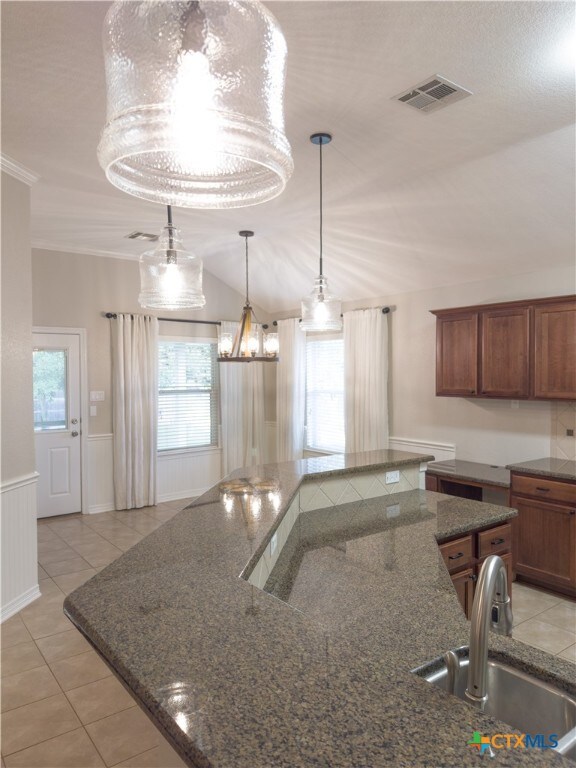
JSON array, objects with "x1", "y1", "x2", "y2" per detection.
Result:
[
  {"x1": 1, "y1": 473, "x2": 40, "y2": 622},
  {"x1": 388, "y1": 437, "x2": 456, "y2": 464},
  {"x1": 87, "y1": 434, "x2": 114, "y2": 514},
  {"x1": 157, "y1": 448, "x2": 222, "y2": 502}
]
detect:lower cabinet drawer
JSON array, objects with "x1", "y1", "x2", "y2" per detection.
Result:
[
  {"x1": 439, "y1": 535, "x2": 473, "y2": 573},
  {"x1": 478, "y1": 523, "x2": 512, "y2": 559},
  {"x1": 511, "y1": 474, "x2": 576, "y2": 504}
]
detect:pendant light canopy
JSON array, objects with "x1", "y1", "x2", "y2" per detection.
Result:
[
  {"x1": 300, "y1": 133, "x2": 342, "y2": 332},
  {"x1": 139, "y1": 205, "x2": 205, "y2": 310},
  {"x1": 98, "y1": 0, "x2": 293, "y2": 209},
  {"x1": 218, "y1": 231, "x2": 279, "y2": 362}
]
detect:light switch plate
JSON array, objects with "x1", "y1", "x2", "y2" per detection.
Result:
[
  {"x1": 90, "y1": 405, "x2": 97, "y2": 417},
  {"x1": 385, "y1": 470, "x2": 400, "y2": 484},
  {"x1": 270, "y1": 532, "x2": 278, "y2": 556},
  {"x1": 90, "y1": 391, "x2": 105, "y2": 402}
]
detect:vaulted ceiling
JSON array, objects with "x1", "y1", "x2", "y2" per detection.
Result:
[{"x1": 2, "y1": 1, "x2": 574, "y2": 312}]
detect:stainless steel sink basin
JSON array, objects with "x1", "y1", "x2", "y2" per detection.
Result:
[{"x1": 414, "y1": 649, "x2": 576, "y2": 761}]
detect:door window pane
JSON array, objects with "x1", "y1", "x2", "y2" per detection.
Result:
[{"x1": 33, "y1": 348, "x2": 67, "y2": 431}]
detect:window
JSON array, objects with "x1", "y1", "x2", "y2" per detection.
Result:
[
  {"x1": 33, "y1": 348, "x2": 67, "y2": 431},
  {"x1": 158, "y1": 339, "x2": 219, "y2": 451},
  {"x1": 305, "y1": 337, "x2": 345, "y2": 453}
]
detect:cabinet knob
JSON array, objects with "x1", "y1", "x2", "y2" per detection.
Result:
[{"x1": 469, "y1": 574, "x2": 478, "y2": 582}]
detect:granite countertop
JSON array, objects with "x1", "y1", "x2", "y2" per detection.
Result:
[
  {"x1": 64, "y1": 449, "x2": 575, "y2": 768},
  {"x1": 506, "y1": 457, "x2": 576, "y2": 482},
  {"x1": 427, "y1": 459, "x2": 510, "y2": 487}
]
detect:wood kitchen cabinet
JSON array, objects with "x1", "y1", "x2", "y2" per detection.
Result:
[
  {"x1": 511, "y1": 472, "x2": 576, "y2": 597},
  {"x1": 438, "y1": 521, "x2": 514, "y2": 619},
  {"x1": 431, "y1": 295, "x2": 575, "y2": 401}
]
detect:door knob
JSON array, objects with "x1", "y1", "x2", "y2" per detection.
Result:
[{"x1": 71, "y1": 431, "x2": 79, "y2": 437}]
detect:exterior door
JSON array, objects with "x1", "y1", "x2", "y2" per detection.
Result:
[{"x1": 33, "y1": 332, "x2": 82, "y2": 517}]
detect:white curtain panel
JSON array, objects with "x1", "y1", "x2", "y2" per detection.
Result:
[
  {"x1": 219, "y1": 321, "x2": 266, "y2": 476},
  {"x1": 344, "y1": 308, "x2": 389, "y2": 453},
  {"x1": 111, "y1": 313, "x2": 159, "y2": 510},
  {"x1": 276, "y1": 318, "x2": 306, "y2": 461}
]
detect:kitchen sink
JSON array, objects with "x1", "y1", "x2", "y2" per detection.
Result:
[{"x1": 414, "y1": 649, "x2": 576, "y2": 761}]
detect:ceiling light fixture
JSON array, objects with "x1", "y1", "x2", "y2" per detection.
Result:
[
  {"x1": 98, "y1": 0, "x2": 293, "y2": 209},
  {"x1": 139, "y1": 205, "x2": 205, "y2": 310},
  {"x1": 300, "y1": 133, "x2": 342, "y2": 332},
  {"x1": 218, "y1": 231, "x2": 279, "y2": 362}
]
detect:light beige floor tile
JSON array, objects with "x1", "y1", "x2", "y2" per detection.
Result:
[
  {"x1": 1, "y1": 665, "x2": 60, "y2": 713},
  {"x1": 52, "y1": 568, "x2": 98, "y2": 594},
  {"x1": 537, "y1": 601, "x2": 576, "y2": 633},
  {"x1": 36, "y1": 628, "x2": 91, "y2": 663},
  {"x1": 0, "y1": 616, "x2": 32, "y2": 650},
  {"x1": 37, "y1": 547, "x2": 80, "y2": 566},
  {"x1": 43, "y1": 556, "x2": 93, "y2": 577},
  {"x1": 1, "y1": 641, "x2": 46, "y2": 678},
  {"x1": 49, "y1": 650, "x2": 112, "y2": 691},
  {"x1": 512, "y1": 618, "x2": 576, "y2": 655},
  {"x1": 37, "y1": 564, "x2": 49, "y2": 581},
  {"x1": 145, "y1": 508, "x2": 179, "y2": 523},
  {"x1": 112, "y1": 739, "x2": 187, "y2": 767},
  {"x1": 66, "y1": 675, "x2": 136, "y2": 724},
  {"x1": 84, "y1": 552, "x2": 123, "y2": 568},
  {"x1": 558, "y1": 643, "x2": 576, "y2": 663},
  {"x1": 36, "y1": 527, "x2": 61, "y2": 543},
  {"x1": 37, "y1": 539, "x2": 74, "y2": 557},
  {"x1": 113, "y1": 510, "x2": 153, "y2": 527},
  {"x1": 86, "y1": 706, "x2": 161, "y2": 766},
  {"x1": 3, "y1": 727, "x2": 105, "y2": 768},
  {"x1": 72, "y1": 543, "x2": 123, "y2": 560},
  {"x1": 20, "y1": 605, "x2": 73, "y2": 640},
  {"x1": 0, "y1": 693, "x2": 81, "y2": 756},
  {"x1": 129, "y1": 518, "x2": 163, "y2": 536}
]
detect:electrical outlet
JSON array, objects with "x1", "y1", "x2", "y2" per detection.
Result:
[
  {"x1": 270, "y1": 532, "x2": 277, "y2": 556},
  {"x1": 567, "y1": 429, "x2": 574, "y2": 437},
  {"x1": 511, "y1": 400, "x2": 519, "y2": 409},
  {"x1": 385, "y1": 470, "x2": 400, "y2": 484}
]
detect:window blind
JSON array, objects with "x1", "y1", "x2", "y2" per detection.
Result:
[
  {"x1": 158, "y1": 340, "x2": 219, "y2": 451},
  {"x1": 305, "y1": 337, "x2": 345, "y2": 453}
]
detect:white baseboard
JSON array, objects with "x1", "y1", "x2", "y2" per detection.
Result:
[
  {"x1": 157, "y1": 487, "x2": 211, "y2": 503},
  {"x1": 86, "y1": 503, "x2": 115, "y2": 515},
  {"x1": 1, "y1": 585, "x2": 41, "y2": 623},
  {"x1": 388, "y1": 437, "x2": 455, "y2": 463}
]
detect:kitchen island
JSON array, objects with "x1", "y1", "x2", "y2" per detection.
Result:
[{"x1": 64, "y1": 449, "x2": 575, "y2": 767}]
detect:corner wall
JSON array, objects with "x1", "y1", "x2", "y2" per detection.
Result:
[{"x1": 1, "y1": 170, "x2": 40, "y2": 620}]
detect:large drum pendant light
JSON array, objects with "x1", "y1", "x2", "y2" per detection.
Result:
[
  {"x1": 98, "y1": 1, "x2": 293, "y2": 209},
  {"x1": 300, "y1": 133, "x2": 342, "y2": 332}
]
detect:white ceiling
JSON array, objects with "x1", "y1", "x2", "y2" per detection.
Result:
[{"x1": 2, "y1": 1, "x2": 575, "y2": 313}]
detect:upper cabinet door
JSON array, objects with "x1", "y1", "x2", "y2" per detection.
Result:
[
  {"x1": 534, "y1": 301, "x2": 576, "y2": 400},
  {"x1": 435, "y1": 312, "x2": 478, "y2": 396},
  {"x1": 480, "y1": 308, "x2": 531, "y2": 398}
]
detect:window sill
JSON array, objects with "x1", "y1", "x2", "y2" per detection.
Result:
[{"x1": 158, "y1": 446, "x2": 221, "y2": 458}]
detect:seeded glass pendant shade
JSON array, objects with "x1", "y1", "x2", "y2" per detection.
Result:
[
  {"x1": 98, "y1": 0, "x2": 293, "y2": 209},
  {"x1": 139, "y1": 206, "x2": 206, "y2": 310},
  {"x1": 300, "y1": 133, "x2": 342, "y2": 332},
  {"x1": 218, "y1": 231, "x2": 278, "y2": 362}
]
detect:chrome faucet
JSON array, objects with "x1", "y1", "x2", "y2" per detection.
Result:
[{"x1": 465, "y1": 555, "x2": 513, "y2": 708}]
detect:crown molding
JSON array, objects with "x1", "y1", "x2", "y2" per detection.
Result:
[
  {"x1": 0, "y1": 154, "x2": 40, "y2": 186},
  {"x1": 31, "y1": 240, "x2": 138, "y2": 261}
]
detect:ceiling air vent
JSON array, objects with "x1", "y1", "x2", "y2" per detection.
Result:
[
  {"x1": 124, "y1": 231, "x2": 159, "y2": 241},
  {"x1": 394, "y1": 75, "x2": 472, "y2": 114}
]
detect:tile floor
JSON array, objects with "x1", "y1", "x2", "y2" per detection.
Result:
[{"x1": 1, "y1": 503, "x2": 576, "y2": 767}]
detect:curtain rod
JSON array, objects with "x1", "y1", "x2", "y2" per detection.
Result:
[
  {"x1": 263, "y1": 306, "x2": 391, "y2": 329},
  {"x1": 103, "y1": 312, "x2": 221, "y2": 326}
]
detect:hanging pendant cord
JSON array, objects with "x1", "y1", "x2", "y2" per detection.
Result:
[
  {"x1": 166, "y1": 204, "x2": 175, "y2": 264},
  {"x1": 244, "y1": 235, "x2": 250, "y2": 305},
  {"x1": 319, "y1": 137, "x2": 323, "y2": 278}
]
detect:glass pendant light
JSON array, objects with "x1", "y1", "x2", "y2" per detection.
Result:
[
  {"x1": 98, "y1": 1, "x2": 293, "y2": 209},
  {"x1": 300, "y1": 133, "x2": 342, "y2": 332},
  {"x1": 139, "y1": 206, "x2": 205, "y2": 310},
  {"x1": 218, "y1": 231, "x2": 279, "y2": 362}
]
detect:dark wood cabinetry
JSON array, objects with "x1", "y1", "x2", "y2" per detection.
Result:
[
  {"x1": 438, "y1": 521, "x2": 514, "y2": 619},
  {"x1": 431, "y1": 295, "x2": 575, "y2": 401},
  {"x1": 511, "y1": 472, "x2": 576, "y2": 597}
]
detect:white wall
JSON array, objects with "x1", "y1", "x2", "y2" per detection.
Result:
[
  {"x1": 1, "y1": 170, "x2": 40, "y2": 620},
  {"x1": 344, "y1": 265, "x2": 575, "y2": 466}
]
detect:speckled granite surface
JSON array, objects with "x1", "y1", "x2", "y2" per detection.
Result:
[
  {"x1": 428, "y1": 459, "x2": 510, "y2": 487},
  {"x1": 506, "y1": 457, "x2": 576, "y2": 482},
  {"x1": 64, "y1": 450, "x2": 575, "y2": 768}
]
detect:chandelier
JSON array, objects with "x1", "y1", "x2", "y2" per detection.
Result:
[
  {"x1": 138, "y1": 205, "x2": 205, "y2": 310},
  {"x1": 218, "y1": 231, "x2": 279, "y2": 362},
  {"x1": 98, "y1": 1, "x2": 293, "y2": 209},
  {"x1": 300, "y1": 133, "x2": 342, "y2": 332}
]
